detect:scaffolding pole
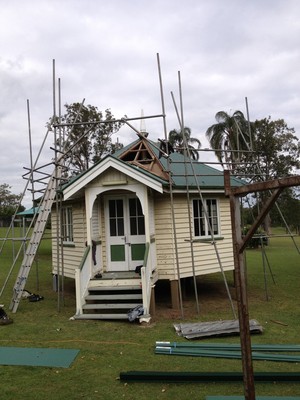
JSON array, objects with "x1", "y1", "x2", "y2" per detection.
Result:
[
  {"x1": 157, "y1": 53, "x2": 184, "y2": 317},
  {"x1": 171, "y1": 73, "x2": 236, "y2": 319}
]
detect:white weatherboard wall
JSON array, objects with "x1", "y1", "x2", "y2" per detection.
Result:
[
  {"x1": 51, "y1": 180, "x2": 235, "y2": 281},
  {"x1": 154, "y1": 193, "x2": 234, "y2": 280},
  {"x1": 52, "y1": 201, "x2": 87, "y2": 278}
]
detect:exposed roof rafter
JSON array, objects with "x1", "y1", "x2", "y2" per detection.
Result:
[{"x1": 119, "y1": 138, "x2": 169, "y2": 181}]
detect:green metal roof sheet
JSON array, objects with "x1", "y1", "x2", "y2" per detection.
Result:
[
  {"x1": 161, "y1": 151, "x2": 244, "y2": 189},
  {"x1": 61, "y1": 137, "x2": 245, "y2": 193},
  {"x1": 16, "y1": 207, "x2": 40, "y2": 216},
  {"x1": 116, "y1": 138, "x2": 245, "y2": 190}
]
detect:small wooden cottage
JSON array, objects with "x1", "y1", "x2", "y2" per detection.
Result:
[{"x1": 51, "y1": 134, "x2": 243, "y2": 321}]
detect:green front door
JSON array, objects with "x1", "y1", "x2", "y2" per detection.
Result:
[{"x1": 106, "y1": 196, "x2": 146, "y2": 271}]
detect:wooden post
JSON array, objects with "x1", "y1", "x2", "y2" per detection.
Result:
[
  {"x1": 229, "y1": 193, "x2": 256, "y2": 400},
  {"x1": 224, "y1": 170, "x2": 255, "y2": 400},
  {"x1": 150, "y1": 286, "x2": 156, "y2": 315},
  {"x1": 170, "y1": 280, "x2": 180, "y2": 310},
  {"x1": 224, "y1": 170, "x2": 300, "y2": 400}
]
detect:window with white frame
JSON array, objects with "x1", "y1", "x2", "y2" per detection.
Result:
[
  {"x1": 193, "y1": 198, "x2": 219, "y2": 237},
  {"x1": 129, "y1": 198, "x2": 145, "y2": 236},
  {"x1": 61, "y1": 206, "x2": 74, "y2": 242}
]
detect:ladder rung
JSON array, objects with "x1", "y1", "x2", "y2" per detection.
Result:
[{"x1": 9, "y1": 163, "x2": 63, "y2": 313}]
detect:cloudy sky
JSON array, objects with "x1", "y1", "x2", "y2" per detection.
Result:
[{"x1": 1, "y1": 0, "x2": 300, "y2": 207}]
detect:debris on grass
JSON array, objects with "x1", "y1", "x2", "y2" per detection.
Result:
[{"x1": 174, "y1": 319, "x2": 263, "y2": 339}]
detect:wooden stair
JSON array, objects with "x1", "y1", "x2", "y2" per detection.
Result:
[{"x1": 74, "y1": 272, "x2": 143, "y2": 320}]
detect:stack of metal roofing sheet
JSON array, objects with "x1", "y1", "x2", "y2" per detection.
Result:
[
  {"x1": 174, "y1": 319, "x2": 263, "y2": 339},
  {"x1": 155, "y1": 342, "x2": 300, "y2": 363},
  {"x1": 156, "y1": 342, "x2": 300, "y2": 352}
]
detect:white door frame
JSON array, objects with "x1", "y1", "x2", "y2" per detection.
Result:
[{"x1": 104, "y1": 194, "x2": 146, "y2": 271}]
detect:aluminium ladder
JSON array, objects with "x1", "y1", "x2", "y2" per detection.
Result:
[{"x1": 9, "y1": 165, "x2": 63, "y2": 313}]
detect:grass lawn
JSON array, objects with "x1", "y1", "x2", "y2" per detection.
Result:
[{"x1": 0, "y1": 227, "x2": 300, "y2": 399}]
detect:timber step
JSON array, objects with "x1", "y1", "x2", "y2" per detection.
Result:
[
  {"x1": 92, "y1": 272, "x2": 140, "y2": 280},
  {"x1": 83, "y1": 303, "x2": 141, "y2": 310},
  {"x1": 88, "y1": 285, "x2": 141, "y2": 291},
  {"x1": 75, "y1": 277, "x2": 143, "y2": 321},
  {"x1": 86, "y1": 294, "x2": 143, "y2": 301},
  {"x1": 74, "y1": 313, "x2": 129, "y2": 320}
]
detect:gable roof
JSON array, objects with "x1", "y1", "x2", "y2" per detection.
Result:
[
  {"x1": 61, "y1": 136, "x2": 244, "y2": 199},
  {"x1": 115, "y1": 137, "x2": 244, "y2": 191},
  {"x1": 62, "y1": 154, "x2": 165, "y2": 200}
]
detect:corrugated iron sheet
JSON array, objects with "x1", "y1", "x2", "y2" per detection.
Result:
[{"x1": 174, "y1": 319, "x2": 263, "y2": 339}]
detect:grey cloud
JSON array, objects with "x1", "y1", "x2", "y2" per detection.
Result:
[{"x1": 0, "y1": 0, "x2": 300, "y2": 204}]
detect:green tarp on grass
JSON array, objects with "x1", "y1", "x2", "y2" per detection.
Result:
[{"x1": 0, "y1": 347, "x2": 79, "y2": 368}]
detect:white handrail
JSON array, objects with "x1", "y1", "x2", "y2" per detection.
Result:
[
  {"x1": 141, "y1": 243, "x2": 151, "y2": 315},
  {"x1": 74, "y1": 246, "x2": 91, "y2": 315}
]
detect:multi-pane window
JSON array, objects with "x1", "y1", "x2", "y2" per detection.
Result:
[
  {"x1": 193, "y1": 199, "x2": 219, "y2": 237},
  {"x1": 129, "y1": 198, "x2": 145, "y2": 235},
  {"x1": 109, "y1": 199, "x2": 124, "y2": 236},
  {"x1": 108, "y1": 198, "x2": 145, "y2": 237},
  {"x1": 61, "y1": 207, "x2": 74, "y2": 242}
]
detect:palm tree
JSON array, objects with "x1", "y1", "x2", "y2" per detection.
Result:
[
  {"x1": 205, "y1": 110, "x2": 251, "y2": 169},
  {"x1": 168, "y1": 127, "x2": 201, "y2": 161}
]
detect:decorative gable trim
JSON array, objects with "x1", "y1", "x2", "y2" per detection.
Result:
[{"x1": 62, "y1": 156, "x2": 163, "y2": 200}]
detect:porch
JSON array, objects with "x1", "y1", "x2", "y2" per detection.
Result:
[{"x1": 73, "y1": 243, "x2": 157, "y2": 321}]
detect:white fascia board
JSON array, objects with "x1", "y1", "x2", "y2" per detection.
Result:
[{"x1": 63, "y1": 157, "x2": 163, "y2": 200}]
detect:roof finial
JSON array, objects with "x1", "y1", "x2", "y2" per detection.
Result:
[{"x1": 139, "y1": 109, "x2": 148, "y2": 137}]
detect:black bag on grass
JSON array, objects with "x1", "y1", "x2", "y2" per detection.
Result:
[{"x1": 0, "y1": 307, "x2": 13, "y2": 325}]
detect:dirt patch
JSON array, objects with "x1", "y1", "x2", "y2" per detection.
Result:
[{"x1": 151, "y1": 276, "x2": 237, "y2": 322}]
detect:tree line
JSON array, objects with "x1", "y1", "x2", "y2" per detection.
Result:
[
  {"x1": 181, "y1": 110, "x2": 300, "y2": 234},
  {"x1": 0, "y1": 184, "x2": 23, "y2": 227},
  {"x1": 2, "y1": 103, "x2": 300, "y2": 233}
]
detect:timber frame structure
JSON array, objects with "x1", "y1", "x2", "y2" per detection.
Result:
[{"x1": 224, "y1": 171, "x2": 300, "y2": 400}]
